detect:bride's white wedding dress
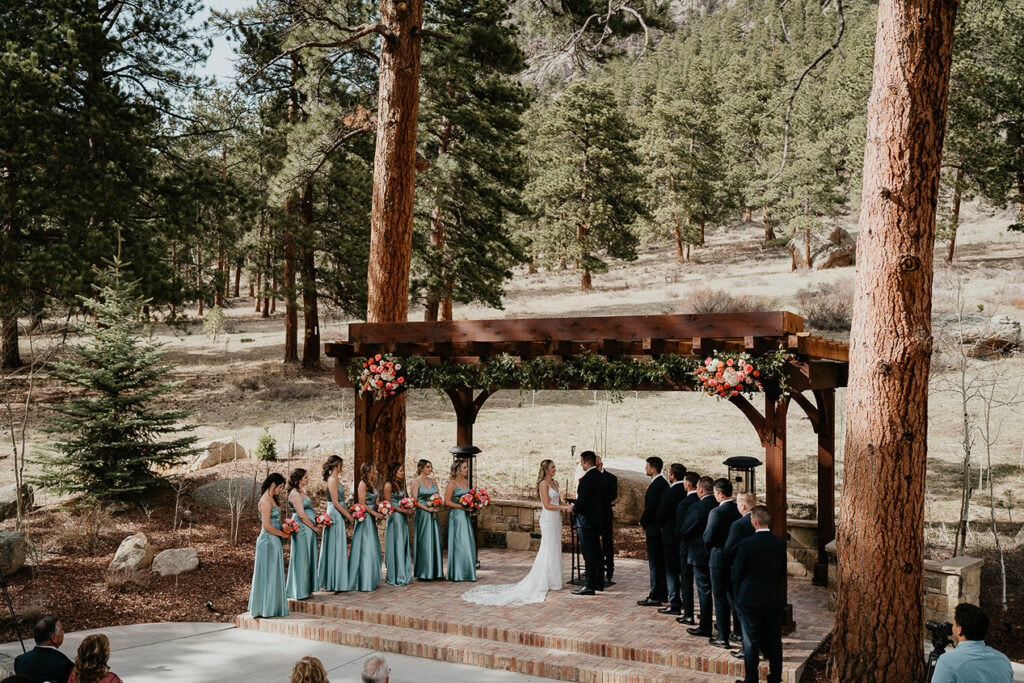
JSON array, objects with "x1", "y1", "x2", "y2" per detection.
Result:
[{"x1": 461, "y1": 481, "x2": 564, "y2": 607}]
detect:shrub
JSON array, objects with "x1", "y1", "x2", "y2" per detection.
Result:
[
  {"x1": 796, "y1": 282, "x2": 854, "y2": 330},
  {"x1": 255, "y1": 427, "x2": 277, "y2": 462},
  {"x1": 231, "y1": 376, "x2": 261, "y2": 392},
  {"x1": 687, "y1": 288, "x2": 776, "y2": 314}
]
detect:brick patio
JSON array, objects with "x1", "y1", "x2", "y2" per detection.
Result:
[{"x1": 237, "y1": 549, "x2": 833, "y2": 682}]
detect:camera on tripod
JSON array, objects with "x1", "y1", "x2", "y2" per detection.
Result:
[{"x1": 926, "y1": 620, "x2": 953, "y2": 651}]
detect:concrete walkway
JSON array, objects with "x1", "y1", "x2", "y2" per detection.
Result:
[{"x1": 0, "y1": 622, "x2": 552, "y2": 682}]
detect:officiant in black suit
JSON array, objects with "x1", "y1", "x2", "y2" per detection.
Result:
[
  {"x1": 679, "y1": 476, "x2": 717, "y2": 637},
  {"x1": 572, "y1": 450, "x2": 606, "y2": 595},
  {"x1": 638, "y1": 456, "x2": 668, "y2": 606},
  {"x1": 732, "y1": 505, "x2": 786, "y2": 683},
  {"x1": 596, "y1": 455, "x2": 618, "y2": 583},
  {"x1": 705, "y1": 478, "x2": 741, "y2": 648},
  {"x1": 655, "y1": 463, "x2": 689, "y2": 615}
]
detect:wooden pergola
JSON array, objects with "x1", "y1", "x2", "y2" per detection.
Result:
[{"x1": 325, "y1": 311, "x2": 848, "y2": 598}]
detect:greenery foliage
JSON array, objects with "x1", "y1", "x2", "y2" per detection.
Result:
[
  {"x1": 255, "y1": 427, "x2": 278, "y2": 462},
  {"x1": 33, "y1": 262, "x2": 199, "y2": 503}
]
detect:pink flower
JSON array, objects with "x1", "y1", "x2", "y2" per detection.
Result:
[{"x1": 744, "y1": 364, "x2": 753, "y2": 373}]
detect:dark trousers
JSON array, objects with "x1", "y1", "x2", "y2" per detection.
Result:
[
  {"x1": 662, "y1": 541, "x2": 682, "y2": 611},
  {"x1": 730, "y1": 586, "x2": 743, "y2": 640},
  {"x1": 691, "y1": 561, "x2": 712, "y2": 631},
  {"x1": 644, "y1": 530, "x2": 667, "y2": 601},
  {"x1": 738, "y1": 605, "x2": 783, "y2": 683},
  {"x1": 679, "y1": 546, "x2": 694, "y2": 618},
  {"x1": 601, "y1": 517, "x2": 614, "y2": 578},
  {"x1": 577, "y1": 523, "x2": 604, "y2": 590},
  {"x1": 710, "y1": 565, "x2": 733, "y2": 639}
]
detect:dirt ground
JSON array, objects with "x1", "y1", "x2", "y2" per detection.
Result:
[{"x1": 1, "y1": 204, "x2": 1022, "y2": 667}]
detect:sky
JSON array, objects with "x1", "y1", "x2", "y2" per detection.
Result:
[{"x1": 200, "y1": 0, "x2": 253, "y2": 84}]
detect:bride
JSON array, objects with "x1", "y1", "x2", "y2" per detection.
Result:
[{"x1": 462, "y1": 459, "x2": 572, "y2": 607}]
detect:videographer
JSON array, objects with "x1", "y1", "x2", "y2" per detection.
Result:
[{"x1": 931, "y1": 603, "x2": 1012, "y2": 683}]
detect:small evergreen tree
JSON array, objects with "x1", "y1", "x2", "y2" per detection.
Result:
[
  {"x1": 34, "y1": 261, "x2": 198, "y2": 503},
  {"x1": 255, "y1": 427, "x2": 278, "y2": 461},
  {"x1": 524, "y1": 80, "x2": 647, "y2": 291}
]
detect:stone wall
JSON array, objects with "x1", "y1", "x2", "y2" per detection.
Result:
[
  {"x1": 476, "y1": 499, "x2": 544, "y2": 552},
  {"x1": 825, "y1": 541, "x2": 983, "y2": 627},
  {"x1": 787, "y1": 519, "x2": 820, "y2": 579}
]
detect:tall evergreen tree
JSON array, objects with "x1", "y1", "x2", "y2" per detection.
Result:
[
  {"x1": 524, "y1": 81, "x2": 647, "y2": 291},
  {"x1": 415, "y1": 0, "x2": 530, "y2": 321},
  {"x1": 34, "y1": 262, "x2": 199, "y2": 503}
]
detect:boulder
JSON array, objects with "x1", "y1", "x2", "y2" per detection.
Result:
[
  {"x1": 109, "y1": 532, "x2": 153, "y2": 572},
  {"x1": 787, "y1": 227, "x2": 856, "y2": 271},
  {"x1": 191, "y1": 476, "x2": 260, "y2": 511},
  {"x1": 605, "y1": 467, "x2": 650, "y2": 525},
  {"x1": 933, "y1": 313, "x2": 1022, "y2": 358},
  {"x1": 152, "y1": 548, "x2": 199, "y2": 576},
  {"x1": 788, "y1": 498, "x2": 817, "y2": 521},
  {"x1": 1014, "y1": 525, "x2": 1024, "y2": 549},
  {"x1": 0, "y1": 531, "x2": 26, "y2": 574},
  {"x1": 188, "y1": 440, "x2": 248, "y2": 472},
  {"x1": 0, "y1": 484, "x2": 33, "y2": 522}
]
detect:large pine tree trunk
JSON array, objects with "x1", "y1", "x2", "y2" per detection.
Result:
[
  {"x1": 424, "y1": 117, "x2": 452, "y2": 323},
  {"x1": 1016, "y1": 170, "x2": 1024, "y2": 224},
  {"x1": 763, "y1": 206, "x2": 776, "y2": 243},
  {"x1": 0, "y1": 312, "x2": 20, "y2": 369},
  {"x1": 195, "y1": 248, "x2": 203, "y2": 317},
  {"x1": 674, "y1": 220, "x2": 684, "y2": 263},
  {"x1": 215, "y1": 247, "x2": 225, "y2": 308},
  {"x1": 282, "y1": 217, "x2": 298, "y2": 363},
  {"x1": 945, "y1": 167, "x2": 965, "y2": 263},
  {"x1": 235, "y1": 258, "x2": 243, "y2": 298},
  {"x1": 830, "y1": 0, "x2": 957, "y2": 680},
  {"x1": 365, "y1": 0, "x2": 424, "y2": 479},
  {"x1": 299, "y1": 184, "x2": 320, "y2": 370}
]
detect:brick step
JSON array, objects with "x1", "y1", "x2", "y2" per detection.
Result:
[
  {"x1": 286, "y1": 597, "x2": 757, "y2": 679},
  {"x1": 236, "y1": 612, "x2": 739, "y2": 683}
]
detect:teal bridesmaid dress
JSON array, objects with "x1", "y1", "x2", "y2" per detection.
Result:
[
  {"x1": 447, "y1": 487, "x2": 477, "y2": 582},
  {"x1": 413, "y1": 484, "x2": 444, "y2": 580},
  {"x1": 347, "y1": 490, "x2": 382, "y2": 591},
  {"x1": 285, "y1": 495, "x2": 319, "y2": 600},
  {"x1": 384, "y1": 489, "x2": 413, "y2": 586},
  {"x1": 248, "y1": 506, "x2": 288, "y2": 617},
  {"x1": 317, "y1": 482, "x2": 349, "y2": 592}
]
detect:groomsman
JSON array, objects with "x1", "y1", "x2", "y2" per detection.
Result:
[
  {"x1": 732, "y1": 506, "x2": 785, "y2": 683},
  {"x1": 674, "y1": 471, "x2": 701, "y2": 626},
  {"x1": 638, "y1": 457, "x2": 668, "y2": 606},
  {"x1": 655, "y1": 463, "x2": 688, "y2": 615},
  {"x1": 596, "y1": 456, "x2": 618, "y2": 584},
  {"x1": 705, "y1": 478, "x2": 741, "y2": 648},
  {"x1": 680, "y1": 476, "x2": 717, "y2": 637},
  {"x1": 724, "y1": 491, "x2": 757, "y2": 651}
]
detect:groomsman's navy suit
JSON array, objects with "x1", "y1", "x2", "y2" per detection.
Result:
[
  {"x1": 678, "y1": 492, "x2": 717, "y2": 632},
  {"x1": 733, "y1": 530, "x2": 786, "y2": 683},
  {"x1": 674, "y1": 489, "x2": 700, "y2": 619},
  {"x1": 640, "y1": 474, "x2": 669, "y2": 602},
  {"x1": 724, "y1": 511, "x2": 755, "y2": 639},
  {"x1": 705, "y1": 498, "x2": 741, "y2": 641},
  {"x1": 600, "y1": 468, "x2": 618, "y2": 580},
  {"x1": 573, "y1": 467, "x2": 606, "y2": 591},
  {"x1": 656, "y1": 482, "x2": 689, "y2": 612}
]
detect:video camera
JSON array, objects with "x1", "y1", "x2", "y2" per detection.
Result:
[{"x1": 925, "y1": 620, "x2": 954, "y2": 682}]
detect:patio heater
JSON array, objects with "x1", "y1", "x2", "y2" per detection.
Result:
[
  {"x1": 723, "y1": 455, "x2": 763, "y2": 495},
  {"x1": 450, "y1": 444, "x2": 482, "y2": 569}
]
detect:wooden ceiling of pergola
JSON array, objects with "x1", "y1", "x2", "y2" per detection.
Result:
[{"x1": 324, "y1": 311, "x2": 849, "y2": 390}]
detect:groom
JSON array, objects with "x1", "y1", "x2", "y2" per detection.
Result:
[{"x1": 572, "y1": 450, "x2": 606, "y2": 596}]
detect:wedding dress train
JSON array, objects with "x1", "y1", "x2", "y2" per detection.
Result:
[{"x1": 461, "y1": 481, "x2": 564, "y2": 607}]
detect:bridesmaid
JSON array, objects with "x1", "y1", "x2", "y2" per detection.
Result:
[
  {"x1": 383, "y1": 462, "x2": 413, "y2": 586},
  {"x1": 347, "y1": 461, "x2": 385, "y2": 591},
  {"x1": 248, "y1": 473, "x2": 289, "y2": 617},
  {"x1": 411, "y1": 459, "x2": 444, "y2": 580},
  {"x1": 317, "y1": 455, "x2": 354, "y2": 593},
  {"x1": 445, "y1": 457, "x2": 477, "y2": 582},
  {"x1": 285, "y1": 468, "x2": 322, "y2": 600}
]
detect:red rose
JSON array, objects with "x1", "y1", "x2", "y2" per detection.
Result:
[
  {"x1": 376, "y1": 379, "x2": 384, "y2": 386},
  {"x1": 753, "y1": 370, "x2": 760, "y2": 377},
  {"x1": 375, "y1": 354, "x2": 382, "y2": 361},
  {"x1": 726, "y1": 359, "x2": 734, "y2": 366},
  {"x1": 744, "y1": 364, "x2": 753, "y2": 373},
  {"x1": 397, "y1": 377, "x2": 405, "y2": 384}
]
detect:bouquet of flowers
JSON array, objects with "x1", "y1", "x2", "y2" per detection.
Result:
[
  {"x1": 349, "y1": 503, "x2": 367, "y2": 522},
  {"x1": 459, "y1": 492, "x2": 475, "y2": 510},
  {"x1": 399, "y1": 496, "x2": 414, "y2": 511},
  {"x1": 694, "y1": 353, "x2": 763, "y2": 399},
  {"x1": 282, "y1": 519, "x2": 300, "y2": 535},
  {"x1": 428, "y1": 492, "x2": 444, "y2": 520},
  {"x1": 315, "y1": 513, "x2": 332, "y2": 528},
  {"x1": 357, "y1": 353, "x2": 407, "y2": 401},
  {"x1": 376, "y1": 500, "x2": 394, "y2": 517},
  {"x1": 470, "y1": 488, "x2": 490, "y2": 511}
]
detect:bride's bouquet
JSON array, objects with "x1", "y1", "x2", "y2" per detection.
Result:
[
  {"x1": 314, "y1": 513, "x2": 332, "y2": 528},
  {"x1": 349, "y1": 503, "x2": 367, "y2": 522}
]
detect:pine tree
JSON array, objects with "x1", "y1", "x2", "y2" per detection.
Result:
[
  {"x1": 415, "y1": 0, "x2": 530, "y2": 320},
  {"x1": 524, "y1": 80, "x2": 647, "y2": 291},
  {"x1": 34, "y1": 261, "x2": 199, "y2": 504}
]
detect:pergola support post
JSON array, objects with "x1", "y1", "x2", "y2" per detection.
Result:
[{"x1": 353, "y1": 389, "x2": 386, "y2": 491}]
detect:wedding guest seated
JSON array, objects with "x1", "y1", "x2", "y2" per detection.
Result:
[
  {"x1": 289, "y1": 656, "x2": 329, "y2": 683},
  {"x1": 932, "y1": 603, "x2": 1013, "y2": 683},
  {"x1": 14, "y1": 615, "x2": 73, "y2": 683},
  {"x1": 69, "y1": 634, "x2": 122, "y2": 683},
  {"x1": 361, "y1": 654, "x2": 391, "y2": 683}
]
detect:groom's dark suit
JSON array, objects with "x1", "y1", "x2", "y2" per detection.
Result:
[{"x1": 573, "y1": 467, "x2": 606, "y2": 591}]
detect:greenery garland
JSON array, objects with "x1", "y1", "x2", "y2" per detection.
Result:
[{"x1": 349, "y1": 350, "x2": 792, "y2": 403}]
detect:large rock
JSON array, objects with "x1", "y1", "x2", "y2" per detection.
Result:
[
  {"x1": 935, "y1": 313, "x2": 1022, "y2": 358},
  {"x1": 605, "y1": 467, "x2": 650, "y2": 525},
  {"x1": 189, "y1": 440, "x2": 248, "y2": 472},
  {"x1": 787, "y1": 227, "x2": 856, "y2": 271},
  {"x1": 787, "y1": 498, "x2": 817, "y2": 521},
  {"x1": 0, "y1": 484, "x2": 33, "y2": 522},
  {"x1": 191, "y1": 476, "x2": 260, "y2": 511},
  {"x1": 152, "y1": 548, "x2": 199, "y2": 576},
  {"x1": 109, "y1": 532, "x2": 153, "y2": 572},
  {"x1": 0, "y1": 531, "x2": 26, "y2": 574}
]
